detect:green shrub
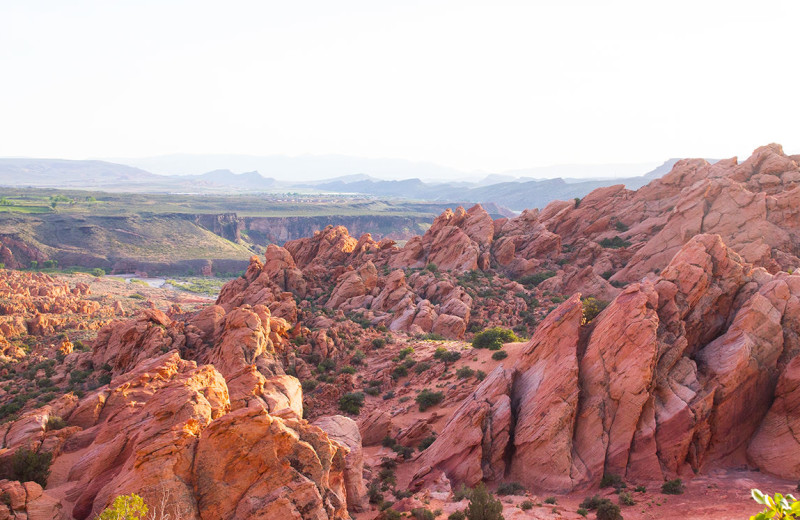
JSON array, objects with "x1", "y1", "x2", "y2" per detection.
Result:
[
  {"x1": 582, "y1": 298, "x2": 609, "y2": 324},
  {"x1": 520, "y1": 500, "x2": 534, "y2": 510},
  {"x1": 544, "y1": 496, "x2": 556, "y2": 504},
  {"x1": 476, "y1": 370, "x2": 486, "y2": 380},
  {"x1": 411, "y1": 508, "x2": 435, "y2": 520},
  {"x1": 491, "y1": 350, "x2": 508, "y2": 361},
  {"x1": 449, "y1": 512, "x2": 466, "y2": 520},
  {"x1": 391, "y1": 365, "x2": 408, "y2": 379},
  {"x1": 634, "y1": 485, "x2": 646, "y2": 493},
  {"x1": 426, "y1": 263, "x2": 439, "y2": 273},
  {"x1": 338, "y1": 392, "x2": 365, "y2": 415},
  {"x1": 614, "y1": 221, "x2": 629, "y2": 232},
  {"x1": 301, "y1": 379, "x2": 318, "y2": 392},
  {"x1": 577, "y1": 508, "x2": 588, "y2": 517},
  {"x1": 496, "y1": 481, "x2": 526, "y2": 496},
  {"x1": 579, "y1": 495, "x2": 611, "y2": 510},
  {"x1": 392, "y1": 444, "x2": 414, "y2": 459},
  {"x1": 434, "y1": 347, "x2": 461, "y2": 363},
  {"x1": 599, "y1": 236, "x2": 631, "y2": 249},
  {"x1": 472, "y1": 327, "x2": 519, "y2": 350},
  {"x1": 518, "y1": 271, "x2": 556, "y2": 287},
  {"x1": 372, "y1": 338, "x2": 387, "y2": 349},
  {"x1": 11, "y1": 448, "x2": 52, "y2": 487},
  {"x1": 351, "y1": 350, "x2": 366, "y2": 365},
  {"x1": 97, "y1": 494, "x2": 149, "y2": 520},
  {"x1": 45, "y1": 415, "x2": 66, "y2": 431},
  {"x1": 418, "y1": 435, "x2": 437, "y2": 451},
  {"x1": 618, "y1": 491, "x2": 634, "y2": 506},
  {"x1": 661, "y1": 478, "x2": 683, "y2": 495},
  {"x1": 414, "y1": 361, "x2": 432, "y2": 374},
  {"x1": 398, "y1": 347, "x2": 415, "y2": 359},
  {"x1": 340, "y1": 365, "x2": 356, "y2": 374},
  {"x1": 90, "y1": 267, "x2": 106, "y2": 277},
  {"x1": 600, "y1": 473, "x2": 625, "y2": 489},
  {"x1": 465, "y1": 482, "x2": 504, "y2": 520},
  {"x1": 453, "y1": 483, "x2": 473, "y2": 501},
  {"x1": 750, "y1": 489, "x2": 800, "y2": 520},
  {"x1": 365, "y1": 386, "x2": 381, "y2": 396},
  {"x1": 456, "y1": 366, "x2": 475, "y2": 379},
  {"x1": 422, "y1": 333, "x2": 445, "y2": 341},
  {"x1": 416, "y1": 389, "x2": 445, "y2": 411},
  {"x1": 596, "y1": 501, "x2": 622, "y2": 520}
]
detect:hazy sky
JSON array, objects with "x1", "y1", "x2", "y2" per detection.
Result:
[{"x1": 1, "y1": 0, "x2": 798, "y2": 173}]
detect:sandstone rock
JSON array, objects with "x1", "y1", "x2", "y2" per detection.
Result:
[{"x1": 314, "y1": 415, "x2": 368, "y2": 512}]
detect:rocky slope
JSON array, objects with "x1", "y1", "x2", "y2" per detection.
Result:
[{"x1": 2, "y1": 144, "x2": 800, "y2": 519}]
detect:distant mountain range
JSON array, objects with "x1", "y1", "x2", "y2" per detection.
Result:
[{"x1": 0, "y1": 156, "x2": 684, "y2": 211}]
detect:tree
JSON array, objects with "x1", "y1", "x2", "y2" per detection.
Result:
[
  {"x1": 11, "y1": 449, "x2": 52, "y2": 487},
  {"x1": 465, "y1": 483, "x2": 504, "y2": 520},
  {"x1": 97, "y1": 494, "x2": 149, "y2": 520}
]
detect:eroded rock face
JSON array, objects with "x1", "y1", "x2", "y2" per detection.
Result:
[
  {"x1": 314, "y1": 415, "x2": 368, "y2": 512},
  {"x1": 2, "y1": 351, "x2": 352, "y2": 520},
  {"x1": 417, "y1": 234, "x2": 800, "y2": 491}
]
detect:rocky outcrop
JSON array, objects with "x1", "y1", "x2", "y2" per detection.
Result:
[
  {"x1": 314, "y1": 415, "x2": 368, "y2": 512},
  {"x1": 416, "y1": 233, "x2": 800, "y2": 491},
  {"x1": 1, "y1": 351, "x2": 350, "y2": 520}
]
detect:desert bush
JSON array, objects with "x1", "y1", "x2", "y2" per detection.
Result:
[
  {"x1": 599, "y1": 236, "x2": 631, "y2": 249},
  {"x1": 338, "y1": 392, "x2": 365, "y2": 415},
  {"x1": 416, "y1": 389, "x2": 445, "y2": 411},
  {"x1": 544, "y1": 496, "x2": 557, "y2": 504},
  {"x1": 453, "y1": 484, "x2": 473, "y2": 501},
  {"x1": 582, "y1": 297, "x2": 609, "y2": 324},
  {"x1": 91, "y1": 267, "x2": 106, "y2": 277},
  {"x1": 496, "y1": 481, "x2": 526, "y2": 496},
  {"x1": 634, "y1": 485, "x2": 646, "y2": 493},
  {"x1": 365, "y1": 386, "x2": 381, "y2": 396},
  {"x1": 661, "y1": 478, "x2": 683, "y2": 495},
  {"x1": 476, "y1": 370, "x2": 486, "y2": 380},
  {"x1": 45, "y1": 415, "x2": 66, "y2": 431},
  {"x1": 426, "y1": 263, "x2": 439, "y2": 273},
  {"x1": 372, "y1": 338, "x2": 387, "y2": 349},
  {"x1": 412, "y1": 434, "x2": 434, "y2": 452},
  {"x1": 577, "y1": 508, "x2": 588, "y2": 517},
  {"x1": 472, "y1": 327, "x2": 519, "y2": 350},
  {"x1": 422, "y1": 332, "x2": 445, "y2": 341},
  {"x1": 97, "y1": 494, "x2": 148, "y2": 520},
  {"x1": 391, "y1": 365, "x2": 408, "y2": 379},
  {"x1": 491, "y1": 350, "x2": 508, "y2": 361},
  {"x1": 600, "y1": 473, "x2": 625, "y2": 489},
  {"x1": 11, "y1": 448, "x2": 52, "y2": 487},
  {"x1": 410, "y1": 507, "x2": 435, "y2": 520},
  {"x1": 301, "y1": 379, "x2": 318, "y2": 392},
  {"x1": 618, "y1": 491, "x2": 635, "y2": 506},
  {"x1": 518, "y1": 271, "x2": 556, "y2": 287},
  {"x1": 456, "y1": 366, "x2": 475, "y2": 379},
  {"x1": 414, "y1": 361, "x2": 432, "y2": 374},
  {"x1": 596, "y1": 501, "x2": 622, "y2": 520},
  {"x1": 398, "y1": 347, "x2": 415, "y2": 359},
  {"x1": 520, "y1": 500, "x2": 533, "y2": 510},
  {"x1": 465, "y1": 483, "x2": 504, "y2": 520},
  {"x1": 448, "y1": 512, "x2": 466, "y2": 520},
  {"x1": 579, "y1": 495, "x2": 611, "y2": 510},
  {"x1": 434, "y1": 347, "x2": 461, "y2": 363}
]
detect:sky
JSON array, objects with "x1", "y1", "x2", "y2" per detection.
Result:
[{"x1": 1, "y1": 0, "x2": 799, "y2": 175}]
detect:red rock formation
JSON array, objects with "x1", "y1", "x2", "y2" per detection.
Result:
[{"x1": 417, "y1": 233, "x2": 800, "y2": 491}]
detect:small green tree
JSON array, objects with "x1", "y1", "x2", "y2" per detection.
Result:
[
  {"x1": 465, "y1": 483, "x2": 504, "y2": 520},
  {"x1": 97, "y1": 494, "x2": 149, "y2": 520},
  {"x1": 11, "y1": 449, "x2": 52, "y2": 487}
]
